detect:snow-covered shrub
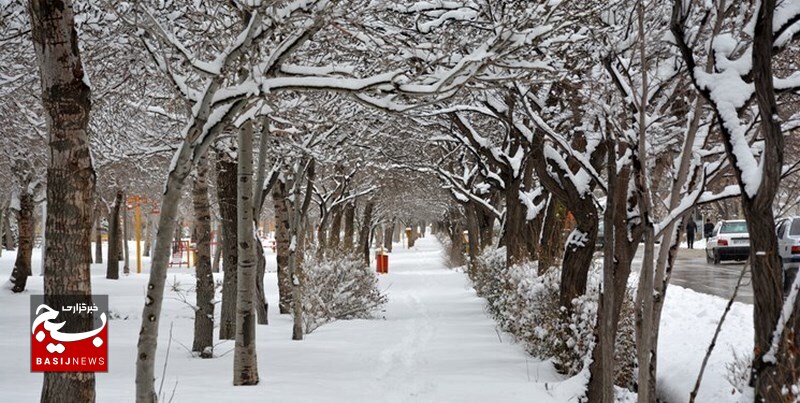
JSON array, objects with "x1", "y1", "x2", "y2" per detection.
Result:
[
  {"x1": 470, "y1": 247, "x2": 636, "y2": 388},
  {"x1": 301, "y1": 251, "x2": 387, "y2": 334}
]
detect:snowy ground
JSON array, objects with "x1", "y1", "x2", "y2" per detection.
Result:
[{"x1": 0, "y1": 237, "x2": 750, "y2": 402}]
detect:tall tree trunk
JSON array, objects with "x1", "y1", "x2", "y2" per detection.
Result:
[
  {"x1": 287, "y1": 160, "x2": 315, "y2": 341},
  {"x1": 503, "y1": 177, "x2": 529, "y2": 267},
  {"x1": 273, "y1": 180, "x2": 292, "y2": 314},
  {"x1": 9, "y1": 189, "x2": 34, "y2": 292},
  {"x1": 747, "y1": 1, "x2": 797, "y2": 399},
  {"x1": 477, "y1": 207, "x2": 494, "y2": 250},
  {"x1": 464, "y1": 203, "x2": 480, "y2": 273},
  {"x1": 29, "y1": 0, "x2": 96, "y2": 398},
  {"x1": 117, "y1": 193, "x2": 124, "y2": 262},
  {"x1": 211, "y1": 222, "x2": 221, "y2": 273},
  {"x1": 383, "y1": 219, "x2": 394, "y2": 252},
  {"x1": 537, "y1": 196, "x2": 561, "y2": 274},
  {"x1": 123, "y1": 196, "x2": 130, "y2": 274},
  {"x1": 106, "y1": 191, "x2": 123, "y2": 280},
  {"x1": 234, "y1": 122, "x2": 259, "y2": 385},
  {"x1": 343, "y1": 202, "x2": 355, "y2": 250},
  {"x1": 94, "y1": 208, "x2": 103, "y2": 264},
  {"x1": 250, "y1": 117, "x2": 271, "y2": 325},
  {"x1": 328, "y1": 206, "x2": 343, "y2": 250},
  {"x1": 254, "y1": 239, "x2": 268, "y2": 324},
  {"x1": 192, "y1": 155, "x2": 214, "y2": 358},
  {"x1": 4, "y1": 207, "x2": 14, "y2": 250},
  {"x1": 358, "y1": 201, "x2": 374, "y2": 265},
  {"x1": 143, "y1": 213, "x2": 151, "y2": 257},
  {"x1": 559, "y1": 202, "x2": 598, "y2": 309},
  {"x1": 587, "y1": 162, "x2": 641, "y2": 401},
  {"x1": 0, "y1": 207, "x2": 4, "y2": 257},
  {"x1": 218, "y1": 155, "x2": 239, "y2": 340}
]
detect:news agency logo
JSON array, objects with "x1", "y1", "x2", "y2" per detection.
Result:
[{"x1": 30, "y1": 295, "x2": 108, "y2": 372}]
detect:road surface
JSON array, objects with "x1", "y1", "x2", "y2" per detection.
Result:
[{"x1": 632, "y1": 246, "x2": 753, "y2": 304}]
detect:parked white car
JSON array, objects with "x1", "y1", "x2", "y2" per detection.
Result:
[
  {"x1": 705, "y1": 219, "x2": 750, "y2": 264},
  {"x1": 776, "y1": 217, "x2": 800, "y2": 292}
]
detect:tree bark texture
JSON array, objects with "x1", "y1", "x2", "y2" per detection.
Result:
[
  {"x1": 464, "y1": 203, "x2": 480, "y2": 272},
  {"x1": 94, "y1": 208, "x2": 103, "y2": 264},
  {"x1": 254, "y1": 238, "x2": 268, "y2": 324},
  {"x1": 106, "y1": 191, "x2": 123, "y2": 280},
  {"x1": 28, "y1": 0, "x2": 96, "y2": 399},
  {"x1": 123, "y1": 196, "x2": 130, "y2": 274},
  {"x1": 233, "y1": 122, "x2": 259, "y2": 385},
  {"x1": 273, "y1": 180, "x2": 292, "y2": 314},
  {"x1": 3, "y1": 208, "x2": 13, "y2": 250},
  {"x1": 218, "y1": 155, "x2": 239, "y2": 340},
  {"x1": 192, "y1": 155, "x2": 214, "y2": 358},
  {"x1": 587, "y1": 161, "x2": 642, "y2": 402},
  {"x1": 343, "y1": 201, "x2": 355, "y2": 250},
  {"x1": 9, "y1": 189, "x2": 34, "y2": 293},
  {"x1": 358, "y1": 201, "x2": 374, "y2": 265},
  {"x1": 383, "y1": 220, "x2": 394, "y2": 253},
  {"x1": 747, "y1": 1, "x2": 796, "y2": 399},
  {"x1": 328, "y1": 205, "x2": 343, "y2": 250},
  {"x1": 503, "y1": 177, "x2": 529, "y2": 267}
]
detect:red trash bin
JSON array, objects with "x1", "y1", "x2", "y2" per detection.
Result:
[{"x1": 376, "y1": 254, "x2": 388, "y2": 274}]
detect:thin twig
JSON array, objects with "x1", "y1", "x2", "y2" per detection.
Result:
[
  {"x1": 689, "y1": 260, "x2": 750, "y2": 402},
  {"x1": 158, "y1": 322, "x2": 174, "y2": 400}
]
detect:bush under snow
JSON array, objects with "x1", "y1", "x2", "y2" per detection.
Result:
[
  {"x1": 301, "y1": 251, "x2": 388, "y2": 334},
  {"x1": 470, "y1": 246, "x2": 636, "y2": 388}
]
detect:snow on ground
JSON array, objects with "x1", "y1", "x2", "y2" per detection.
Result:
[{"x1": 0, "y1": 237, "x2": 750, "y2": 402}]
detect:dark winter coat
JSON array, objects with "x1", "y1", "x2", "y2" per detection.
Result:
[
  {"x1": 704, "y1": 222, "x2": 714, "y2": 237},
  {"x1": 686, "y1": 220, "x2": 697, "y2": 235}
]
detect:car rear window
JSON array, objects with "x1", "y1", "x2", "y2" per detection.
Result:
[
  {"x1": 790, "y1": 220, "x2": 800, "y2": 236},
  {"x1": 720, "y1": 221, "x2": 748, "y2": 234}
]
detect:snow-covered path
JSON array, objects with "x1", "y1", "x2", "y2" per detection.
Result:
[{"x1": 286, "y1": 236, "x2": 565, "y2": 403}]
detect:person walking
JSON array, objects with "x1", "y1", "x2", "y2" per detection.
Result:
[
  {"x1": 703, "y1": 218, "x2": 714, "y2": 239},
  {"x1": 686, "y1": 220, "x2": 698, "y2": 249}
]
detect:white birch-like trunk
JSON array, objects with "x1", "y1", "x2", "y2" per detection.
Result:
[{"x1": 233, "y1": 121, "x2": 259, "y2": 385}]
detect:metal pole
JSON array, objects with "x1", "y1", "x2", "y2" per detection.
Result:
[{"x1": 135, "y1": 197, "x2": 142, "y2": 273}]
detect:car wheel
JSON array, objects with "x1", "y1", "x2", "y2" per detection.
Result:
[
  {"x1": 713, "y1": 250, "x2": 721, "y2": 265},
  {"x1": 706, "y1": 250, "x2": 714, "y2": 264}
]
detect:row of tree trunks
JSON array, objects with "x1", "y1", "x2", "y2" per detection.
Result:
[
  {"x1": 192, "y1": 155, "x2": 214, "y2": 358},
  {"x1": 9, "y1": 188, "x2": 34, "y2": 292},
  {"x1": 217, "y1": 155, "x2": 239, "y2": 340}
]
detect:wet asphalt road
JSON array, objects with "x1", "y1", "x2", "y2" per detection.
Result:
[{"x1": 632, "y1": 246, "x2": 754, "y2": 305}]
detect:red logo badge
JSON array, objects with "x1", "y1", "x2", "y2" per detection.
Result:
[{"x1": 30, "y1": 295, "x2": 108, "y2": 372}]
